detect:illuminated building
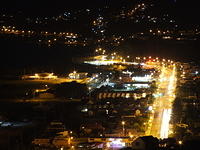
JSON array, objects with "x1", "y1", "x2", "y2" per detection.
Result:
[
  {"x1": 97, "y1": 91, "x2": 147, "y2": 100},
  {"x1": 132, "y1": 75, "x2": 152, "y2": 82},
  {"x1": 68, "y1": 71, "x2": 88, "y2": 79},
  {"x1": 22, "y1": 73, "x2": 57, "y2": 80}
]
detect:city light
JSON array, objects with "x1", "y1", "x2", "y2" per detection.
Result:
[
  {"x1": 22, "y1": 73, "x2": 57, "y2": 80},
  {"x1": 132, "y1": 75, "x2": 152, "y2": 82},
  {"x1": 178, "y1": 140, "x2": 183, "y2": 145},
  {"x1": 146, "y1": 63, "x2": 177, "y2": 139},
  {"x1": 109, "y1": 138, "x2": 125, "y2": 148},
  {"x1": 1, "y1": 0, "x2": 199, "y2": 149},
  {"x1": 160, "y1": 109, "x2": 172, "y2": 139}
]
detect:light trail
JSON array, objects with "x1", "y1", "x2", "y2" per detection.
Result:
[
  {"x1": 146, "y1": 64, "x2": 177, "y2": 139},
  {"x1": 160, "y1": 109, "x2": 172, "y2": 139},
  {"x1": 159, "y1": 65, "x2": 177, "y2": 139}
]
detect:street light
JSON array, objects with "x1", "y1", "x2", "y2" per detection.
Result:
[
  {"x1": 88, "y1": 87, "x2": 92, "y2": 101},
  {"x1": 178, "y1": 140, "x2": 182, "y2": 145},
  {"x1": 88, "y1": 87, "x2": 91, "y2": 91},
  {"x1": 129, "y1": 134, "x2": 133, "y2": 139},
  {"x1": 122, "y1": 121, "x2": 125, "y2": 136}
]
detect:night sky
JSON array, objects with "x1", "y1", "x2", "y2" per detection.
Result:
[{"x1": 1, "y1": 0, "x2": 200, "y2": 23}]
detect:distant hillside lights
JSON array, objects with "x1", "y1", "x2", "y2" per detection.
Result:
[
  {"x1": 0, "y1": 26, "x2": 78, "y2": 39},
  {"x1": 1, "y1": 26, "x2": 35, "y2": 35}
]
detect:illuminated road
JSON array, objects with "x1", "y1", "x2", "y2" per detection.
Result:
[{"x1": 146, "y1": 64, "x2": 177, "y2": 139}]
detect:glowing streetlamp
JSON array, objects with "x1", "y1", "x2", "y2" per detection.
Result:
[
  {"x1": 129, "y1": 134, "x2": 133, "y2": 139},
  {"x1": 88, "y1": 87, "x2": 92, "y2": 101},
  {"x1": 178, "y1": 140, "x2": 182, "y2": 145},
  {"x1": 122, "y1": 121, "x2": 125, "y2": 136}
]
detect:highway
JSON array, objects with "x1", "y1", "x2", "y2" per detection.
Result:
[{"x1": 146, "y1": 64, "x2": 177, "y2": 139}]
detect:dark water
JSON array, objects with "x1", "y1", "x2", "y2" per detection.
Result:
[
  {"x1": 119, "y1": 39, "x2": 200, "y2": 62},
  {"x1": 0, "y1": 38, "x2": 92, "y2": 76},
  {"x1": 0, "y1": 38, "x2": 200, "y2": 77}
]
